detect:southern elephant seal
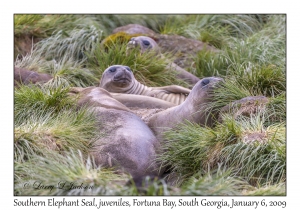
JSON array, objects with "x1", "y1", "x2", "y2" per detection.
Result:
[
  {"x1": 71, "y1": 87, "x2": 162, "y2": 182},
  {"x1": 14, "y1": 67, "x2": 53, "y2": 87},
  {"x1": 99, "y1": 65, "x2": 191, "y2": 105},
  {"x1": 126, "y1": 36, "x2": 200, "y2": 87},
  {"x1": 112, "y1": 24, "x2": 219, "y2": 69},
  {"x1": 70, "y1": 86, "x2": 175, "y2": 110},
  {"x1": 147, "y1": 77, "x2": 223, "y2": 141}
]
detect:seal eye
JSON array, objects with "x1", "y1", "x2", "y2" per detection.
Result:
[
  {"x1": 125, "y1": 66, "x2": 132, "y2": 72},
  {"x1": 142, "y1": 40, "x2": 151, "y2": 46},
  {"x1": 201, "y1": 78, "x2": 210, "y2": 86},
  {"x1": 109, "y1": 67, "x2": 117, "y2": 73}
]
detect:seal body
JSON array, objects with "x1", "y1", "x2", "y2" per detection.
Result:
[
  {"x1": 72, "y1": 87, "x2": 161, "y2": 180},
  {"x1": 127, "y1": 36, "x2": 200, "y2": 87},
  {"x1": 113, "y1": 24, "x2": 219, "y2": 69},
  {"x1": 14, "y1": 67, "x2": 53, "y2": 87},
  {"x1": 99, "y1": 65, "x2": 191, "y2": 105}
]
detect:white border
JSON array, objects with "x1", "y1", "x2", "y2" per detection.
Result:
[{"x1": 2, "y1": 1, "x2": 298, "y2": 209}]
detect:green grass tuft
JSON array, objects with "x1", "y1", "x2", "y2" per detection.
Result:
[
  {"x1": 14, "y1": 108, "x2": 99, "y2": 162},
  {"x1": 33, "y1": 25, "x2": 103, "y2": 61},
  {"x1": 86, "y1": 40, "x2": 187, "y2": 87},
  {"x1": 14, "y1": 150, "x2": 126, "y2": 195},
  {"x1": 14, "y1": 84, "x2": 74, "y2": 120},
  {"x1": 159, "y1": 112, "x2": 285, "y2": 187},
  {"x1": 179, "y1": 168, "x2": 250, "y2": 196},
  {"x1": 14, "y1": 14, "x2": 286, "y2": 195},
  {"x1": 244, "y1": 182, "x2": 286, "y2": 196}
]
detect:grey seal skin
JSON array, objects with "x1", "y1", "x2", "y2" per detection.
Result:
[
  {"x1": 126, "y1": 36, "x2": 200, "y2": 87},
  {"x1": 99, "y1": 65, "x2": 191, "y2": 105},
  {"x1": 71, "y1": 87, "x2": 161, "y2": 181},
  {"x1": 70, "y1": 87, "x2": 175, "y2": 109},
  {"x1": 147, "y1": 77, "x2": 223, "y2": 142},
  {"x1": 14, "y1": 67, "x2": 53, "y2": 87}
]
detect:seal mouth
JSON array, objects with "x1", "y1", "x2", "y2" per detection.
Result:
[{"x1": 114, "y1": 78, "x2": 131, "y2": 83}]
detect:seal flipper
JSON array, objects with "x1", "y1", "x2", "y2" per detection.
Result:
[{"x1": 152, "y1": 85, "x2": 191, "y2": 95}]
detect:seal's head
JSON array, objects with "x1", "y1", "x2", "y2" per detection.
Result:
[
  {"x1": 186, "y1": 77, "x2": 223, "y2": 105},
  {"x1": 99, "y1": 65, "x2": 135, "y2": 93},
  {"x1": 193, "y1": 77, "x2": 223, "y2": 92},
  {"x1": 126, "y1": 36, "x2": 159, "y2": 54}
]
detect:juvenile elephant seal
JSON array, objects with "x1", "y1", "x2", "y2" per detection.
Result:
[
  {"x1": 14, "y1": 67, "x2": 53, "y2": 87},
  {"x1": 99, "y1": 65, "x2": 191, "y2": 105},
  {"x1": 71, "y1": 87, "x2": 161, "y2": 182},
  {"x1": 127, "y1": 36, "x2": 200, "y2": 87},
  {"x1": 126, "y1": 35, "x2": 160, "y2": 54},
  {"x1": 70, "y1": 87, "x2": 175, "y2": 109},
  {"x1": 147, "y1": 77, "x2": 223, "y2": 141}
]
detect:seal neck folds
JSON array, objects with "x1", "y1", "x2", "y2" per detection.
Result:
[{"x1": 100, "y1": 65, "x2": 189, "y2": 105}]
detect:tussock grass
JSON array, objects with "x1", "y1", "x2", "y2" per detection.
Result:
[
  {"x1": 244, "y1": 182, "x2": 286, "y2": 196},
  {"x1": 233, "y1": 65, "x2": 285, "y2": 97},
  {"x1": 204, "y1": 79, "x2": 252, "y2": 115},
  {"x1": 14, "y1": 14, "x2": 99, "y2": 38},
  {"x1": 160, "y1": 112, "x2": 285, "y2": 187},
  {"x1": 14, "y1": 84, "x2": 73, "y2": 120},
  {"x1": 33, "y1": 25, "x2": 103, "y2": 61},
  {"x1": 14, "y1": 150, "x2": 174, "y2": 196},
  {"x1": 41, "y1": 58, "x2": 98, "y2": 88},
  {"x1": 265, "y1": 93, "x2": 286, "y2": 124},
  {"x1": 204, "y1": 66, "x2": 285, "y2": 118},
  {"x1": 189, "y1": 15, "x2": 285, "y2": 85},
  {"x1": 191, "y1": 50, "x2": 229, "y2": 77},
  {"x1": 179, "y1": 168, "x2": 250, "y2": 196},
  {"x1": 14, "y1": 14, "x2": 286, "y2": 195},
  {"x1": 90, "y1": 14, "x2": 171, "y2": 35},
  {"x1": 14, "y1": 108, "x2": 98, "y2": 162},
  {"x1": 160, "y1": 15, "x2": 266, "y2": 47},
  {"x1": 86, "y1": 41, "x2": 186, "y2": 87},
  {"x1": 15, "y1": 47, "x2": 98, "y2": 88},
  {"x1": 220, "y1": 115, "x2": 286, "y2": 185},
  {"x1": 14, "y1": 15, "x2": 101, "y2": 57},
  {"x1": 14, "y1": 150, "x2": 126, "y2": 195},
  {"x1": 14, "y1": 84, "x2": 99, "y2": 162}
]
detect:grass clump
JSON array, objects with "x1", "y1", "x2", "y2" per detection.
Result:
[
  {"x1": 14, "y1": 14, "x2": 286, "y2": 195},
  {"x1": 244, "y1": 182, "x2": 286, "y2": 196},
  {"x1": 179, "y1": 168, "x2": 250, "y2": 196},
  {"x1": 86, "y1": 40, "x2": 186, "y2": 87},
  {"x1": 14, "y1": 14, "x2": 93, "y2": 38},
  {"x1": 220, "y1": 115, "x2": 286, "y2": 185},
  {"x1": 90, "y1": 14, "x2": 171, "y2": 35},
  {"x1": 14, "y1": 84, "x2": 73, "y2": 120},
  {"x1": 15, "y1": 48, "x2": 98, "y2": 88},
  {"x1": 14, "y1": 108, "x2": 98, "y2": 161},
  {"x1": 14, "y1": 150, "x2": 126, "y2": 195},
  {"x1": 159, "y1": 112, "x2": 285, "y2": 187},
  {"x1": 160, "y1": 15, "x2": 266, "y2": 48},
  {"x1": 14, "y1": 84, "x2": 99, "y2": 162},
  {"x1": 14, "y1": 107, "x2": 98, "y2": 161},
  {"x1": 188, "y1": 15, "x2": 285, "y2": 83},
  {"x1": 33, "y1": 25, "x2": 103, "y2": 61},
  {"x1": 14, "y1": 14, "x2": 101, "y2": 57}
]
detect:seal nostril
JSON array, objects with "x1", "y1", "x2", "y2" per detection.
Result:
[{"x1": 201, "y1": 78, "x2": 210, "y2": 86}]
